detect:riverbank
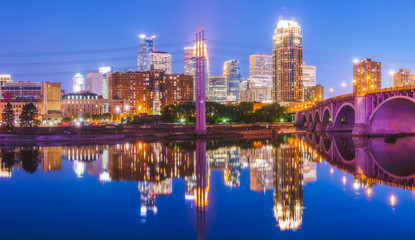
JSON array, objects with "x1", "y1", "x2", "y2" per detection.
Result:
[{"x1": 0, "y1": 123, "x2": 296, "y2": 144}]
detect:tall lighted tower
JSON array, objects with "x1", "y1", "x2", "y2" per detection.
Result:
[
  {"x1": 273, "y1": 18, "x2": 303, "y2": 103},
  {"x1": 224, "y1": 59, "x2": 241, "y2": 102},
  {"x1": 353, "y1": 59, "x2": 381, "y2": 95},
  {"x1": 72, "y1": 73, "x2": 85, "y2": 93},
  {"x1": 137, "y1": 34, "x2": 156, "y2": 71},
  {"x1": 195, "y1": 26, "x2": 206, "y2": 133}
]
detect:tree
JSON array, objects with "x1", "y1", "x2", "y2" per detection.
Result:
[
  {"x1": 81, "y1": 113, "x2": 91, "y2": 121},
  {"x1": 1, "y1": 148, "x2": 15, "y2": 170},
  {"x1": 102, "y1": 113, "x2": 112, "y2": 121},
  {"x1": 161, "y1": 104, "x2": 177, "y2": 122},
  {"x1": 20, "y1": 147, "x2": 40, "y2": 174},
  {"x1": 62, "y1": 117, "x2": 72, "y2": 123},
  {"x1": 19, "y1": 102, "x2": 40, "y2": 128},
  {"x1": 1, "y1": 102, "x2": 15, "y2": 130}
]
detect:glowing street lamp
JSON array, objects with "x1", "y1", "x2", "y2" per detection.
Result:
[
  {"x1": 389, "y1": 70, "x2": 394, "y2": 88},
  {"x1": 341, "y1": 82, "x2": 346, "y2": 95},
  {"x1": 329, "y1": 88, "x2": 334, "y2": 98}
]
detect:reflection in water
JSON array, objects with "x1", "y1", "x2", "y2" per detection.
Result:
[{"x1": 2, "y1": 134, "x2": 415, "y2": 232}]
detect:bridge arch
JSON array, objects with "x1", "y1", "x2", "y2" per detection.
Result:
[
  {"x1": 333, "y1": 103, "x2": 355, "y2": 130},
  {"x1": 333, "y1": 135, "x2": 355, "y2": 163},
  {"x1": 313, "y1": 110, "x2": 321, "y2": 127},
  {"x1": 322, "y1": 107, "x2": 332, "y2": 129},
  {"x1": 308, "y1": 112, "x2": 313, "y2": 126},
  {"x1": 369, "y1": 96, "x2": 415, "y2": 134}
]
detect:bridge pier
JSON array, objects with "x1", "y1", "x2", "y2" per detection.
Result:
[
  {"x1": 352, "y1": 96, "x2": 368, "y2": 135},
  {"x1": 315, "y1": 122, "x2": 322, "y2": 132}
]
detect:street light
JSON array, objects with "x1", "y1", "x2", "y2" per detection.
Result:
[
  {"x1": 389, "y1": 70, "x2": 394, "y2": 88},
  {"x1": 341, "y1": 82, "x2": 346, "y2": 95},
  {"x1": 329, "y1": 88, "x2": 334, "y2": 98}
]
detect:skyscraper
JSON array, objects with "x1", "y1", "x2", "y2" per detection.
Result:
[
  {"x1": 137, "y1": 34, "x2": 156, "y2": 71},
  {"x1": 224, "y1": 59, "x2": 241, "y2": 102},
  {"x1": 99, "y1": 66, "x2": 112, "y2": 100},
  {"x1": 249, "y1": 53, "x2": 273, "y2": 77},
  {"x1": 273, "y1": 18, "x2": 303, "y2": 103},
  {"x1": 207, "y1": 76, "x2": 227, "y2": 102},
  {"x1": 148, "y1": 51, "x2": 172, "y2": 73},
  {"x1": 184, "y1": 42, "x2": 209, "y2": 100},
  {"x1": 353, "y1": 59, "x2": 381, "y2": 94},
  {"x1": 87, "y1": 72, "x2": 103, "y2": 95},
  {"x1": 72, "y1": 73, "x2": 85, "y2": 93},
  {"x1": 393, "y1": 69, "x2": 414, "y2": 87}
]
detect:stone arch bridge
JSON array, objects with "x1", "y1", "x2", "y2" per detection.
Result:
[{"x1": 295, "y1": 87, "x2": 415, "y2": 135}]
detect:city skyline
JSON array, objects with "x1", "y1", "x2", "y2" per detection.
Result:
[{"x1": 2, "y1": 1, "x2": 415, "y2": 97}]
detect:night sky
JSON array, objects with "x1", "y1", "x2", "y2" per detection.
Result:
[{"x1": 1, "y1": 0, "x2": 414, "y2": 96}]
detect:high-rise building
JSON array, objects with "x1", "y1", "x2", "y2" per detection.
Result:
[
  {"x1": 240, "y1": 87, "x2": 273, "y2": 103},
  {"x1": 148, "y1": 51, "x2": 172, "y2": 74},
  {"x1": 303, "y1": 84, "x2": 324, "y2": 103},
  {"x1": 72, "y1": 73, "x2": 85, "y2": 93},
  {"x1": 393, "y1": 69, "x2": 414, "y2": 87},
  {"x1": 108, "y1": 71, "x2": 193, "y2": 115},
  {"x1": 249, "y1": 53, "x2": 273, "y2": 77},
  {"x1": 1, "y1": 81, "x2": 42, "y2": 100},
  {"x1": 87, "y1": 72, "x2": 103, "y2": 95},
  {"x1": 137, "y1": 35, "x2": 156, "y2": 71},
  {"x1": 353, "y1": 59, "x2": 381, "y2": 94},
  {"x1": 302, "y1": 62, "x2": 316, "y2": 87},
  {"x1": 99, "y1": 66, "x2": 113, "y2": 100},
  {"x1": 41, "y1": 82, "x2": 61, "y2": 114},
  {"x1": 224, "y1": 59, "x2": 241, "y2": 102},
  {"x1": 207, "y1": 76, "x2": 227, "y2": 102},
  {"x1": 273, "y1": 18, "x2": 303, "y2": 103}
]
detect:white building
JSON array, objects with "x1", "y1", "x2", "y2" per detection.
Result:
[
  {"x1": 149, "y1": 51, "x2": 171, "y2": 74},
  {"x1": 240, "y1": 87, "x2": 273, "y2": 103},
  {"x1": 207, "y1": 76, "x2": 227, "y2": 102},
  {"x1": 72, "y1": 73, "x2": 85, "y2": 93},
  {"x1": 99, "y1": 66, "x2": 112, "y2": 100},
  {"x1": 87, "y1": 72, "x2": 103, "y2": 95},
  {"x1": 249, "y1": 53, "x2": 273, "y2": 77},
  {"x1": 302, "y1": 62, "x2": 316, "y2": 87},
  {"x1": 0, "y1": 74, "x2": 12, "y2": 99}
]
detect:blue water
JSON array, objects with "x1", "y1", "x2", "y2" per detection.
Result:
[{"x1": 0, "y1": 135, "x2": 414, "y2": 239}]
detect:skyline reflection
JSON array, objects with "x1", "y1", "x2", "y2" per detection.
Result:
[{"x1": 1, "y1": 135, "x2": 415, "y2": 232}]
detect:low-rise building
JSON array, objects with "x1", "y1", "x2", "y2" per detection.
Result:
[{"x1": 61, "y1": 92, "x2": 106, "y2": 117}]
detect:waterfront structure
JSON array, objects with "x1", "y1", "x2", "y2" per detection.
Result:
[
  {"x1": 72, "y1": 73, "x2": 85, "y2": 93},
  {"x1": 195, "y1": 27, "x2": 206, "y2": 133},
  {"x1": 249, "y1": 53, "x2": 273, "y2": 77},
  {"x1": 87, "y1": 72, "x2": 103, "y2": 95},
  {"x1": 302, "y1": 62, "x2": 316, "y2": 87},
  {"x1": 207, "y1": 76, "x2": 227, "y2": 102},
  {"x1": 224, "y1": 59, "x2": 241, "y2": 102},
  {"x1": 137, "y1": 35, "x2": 156, "y2": 71},
  {"x1": 41, "y1": 82, "x2": 61, "y2": 114},
  {"x1": 239, "y1": 87, "x2": 273, "y2": 103},
  {"x1": 108, "y1": 70, "x2": 193, "y2": 115},
  {"x1": 61, "y1": 92, "x2": 105, "y2": 117},
  {"x1": 303, "y1": 84, "x2": 324, "y2": 103},
  {"x1": 295, "y1": 86, "x2": 415, "y2": 135},
  {"x1": 273, "y1": 18, "x2": 303, "y2": 103},
  {"x1": 353, "y1": 59, "x2": 381, "y2": 94},
  {"x1": 149, "y1": 51, "x2": 172, "y2": 74},
  {"x1": 393, "y1": 69, "x2": 415, "y2": 87},
  {"x1": 1, "y1": 81, "x2": 42, "y2": 100}
]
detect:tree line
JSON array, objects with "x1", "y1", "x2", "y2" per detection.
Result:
[
  {"x1": 1, "y1": 102, "x2": 40, "y2": 130},
  {"x1": 160, "y1": 102, "x2": 288, "y2": 124}
]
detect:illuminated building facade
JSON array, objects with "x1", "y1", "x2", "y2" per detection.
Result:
[
  {"x1": 1, "y1": 81, "x2": 42, "y2": 100},
  {"x1": 149, "y1": 51, "x2": 172, "y2": 74},
  {"x1": 184, "y1": 42, "x2": 209, "y2": 100},
  {"x1": 108, "y1": 71, "x2": 193, "y2": 115},
  {"x1": 207, "y1": 76, "x2": 227, "y2": 102},
  {"x1": 137, "y1": 35, "x2": 155, "y2": 71},
  {"x1": 393, "y1": 69, "x2": 414, "y2": 87},
  {"x1": 303, "y1": 84, "x2": 324, "y2": 103},
  {"x1": 0, "y1": 74, "x2": 12, "y2": 99},
  {"x1": 224, "y1": 59, "x2": 241, "y2": 102},
  {"x1": 87, "y1": 72, "x2": 103, "y2": 95},
  {"x1": 239, "y1": 87, "x2": 273, "y2": 103},
  {"x1": 61, "y1": 92, "x2": 105, "y2": 117},
  {"x1": 72, "y1": 73, "x2": 85, "y2": 93},
  {"x1": 273, "y1": 19, "x2": 303, "y2": 103},
  {"x1": 353, "y1": 59, "x2": 381, "y2": 94},
  {"x1": 0, "y1": 100, "x2": 43, "y2": 117},
  {"x1": 250, "y1": 53, "x2": 273, "y2": 77},
  {"x1": 41, "y1": 82, "x2": 61, "y2": 114}
]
